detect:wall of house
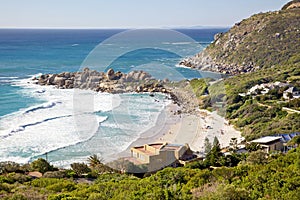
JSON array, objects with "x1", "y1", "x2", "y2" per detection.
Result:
[
  {"x1": 148, "y1": 151, "x2": 177, "y2": 171},
  {"x1": 174, "y1": 146, "x2": 188, "y2": 159},
  {"x1": 131, "y1": 149, "x2": 150, "y2": 163},
  {"x1": 268, "y1": 141, "x2": 283, "y2": 152},
  {"x1": 260, "y1": 141, "x2": 283, "y2": 153}
]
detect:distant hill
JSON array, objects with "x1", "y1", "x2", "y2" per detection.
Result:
[{"x1": 181, "y1": 2, "x2": 300, "y2": 75}]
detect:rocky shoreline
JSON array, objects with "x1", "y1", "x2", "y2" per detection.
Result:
[
  {"x1": 33, "y1": 68, "x2": 167, "y2": 93},
  {"x1": 179, "y1": 51, "x2": 259, "y2": 75},
  {"x1": 32, "y1": 68, "x2": 199, "y2": 114}
]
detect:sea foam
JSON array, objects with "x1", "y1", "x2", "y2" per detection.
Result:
[{"x1": 0, "y1": 76, "x2": 170, "y2": 166}]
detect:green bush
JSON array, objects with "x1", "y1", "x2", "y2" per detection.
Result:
[{"x1": 30, "y1": 158, "x2": 53, "y2": 173}]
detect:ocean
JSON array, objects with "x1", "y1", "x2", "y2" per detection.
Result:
[{"x1": 0, "y1": 28, "x2": 227, "y2": 167}]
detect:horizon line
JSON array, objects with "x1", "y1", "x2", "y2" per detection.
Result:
[{"x1": 0, "y1": 25, "x2": 230, "y2": 30}]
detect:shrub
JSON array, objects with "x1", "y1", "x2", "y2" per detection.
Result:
[
  {"x1": 70, "y1": 163, "x2": 91, "y2": 176},
  {"x1": 30, "y1": 158, "x2": 53, "y2": 173}
]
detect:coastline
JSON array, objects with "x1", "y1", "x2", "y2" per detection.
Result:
[
  {"x1": 116, "y1": 102, "x2": 181, "y2": 158},
  {"x1": 116, "y1": 102, "x2": 242, "y2": 159}
]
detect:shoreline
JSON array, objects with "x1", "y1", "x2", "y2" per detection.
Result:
[
  {"x1": 116, "y1": 102, "x2": 182, "y2": 158},
  {"x1": 116, "y1": 102, "x2": 242, "y2": 159}
]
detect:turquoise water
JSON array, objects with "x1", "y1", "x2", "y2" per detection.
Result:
[{"x1": 0, "y1": 28, "x2": 227, "y2": 166}]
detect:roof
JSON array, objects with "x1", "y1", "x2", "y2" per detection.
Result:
[
  {"x1": 131, "y1": 143, "x2": 186, "y2": 155},
  {"x1": 132, "y1": 146, "x2": 157, "y2": 156},
  {"x1": 161, "y1": 144, "x2": 184, "y2": 151},
  {"x1": 251, "y1": 136, "x2": 282, "y2": 144},
  {"x1": 277, "y1": 132, "x2": 300, "y2": 143},
  {"x1": 285, "y1": 87, "x2": 299, "y2": 93}
]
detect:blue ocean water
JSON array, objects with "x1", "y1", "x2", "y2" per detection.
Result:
[{"x1": 0, "y1": 28, "x2": 227, "y2": 165}]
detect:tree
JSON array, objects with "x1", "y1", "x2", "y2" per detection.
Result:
[
  {"x1": 204, "y1": 137, "x2": 212, "y2": 154},
  {"x1": 213, "y1": 136, "x2": 220, "y2": 146},
  {"x1": 229, "y1": 138, "x2": 238, "y2": 152},
  {"x1": 204, "y1": 140, "x2": 223, "y2": 167},
  {"x1": 0, "y1": 161, "x2": 21, "y2": 174},
  {"x1": 88, "y1": 154, "x2": 103, "y2": 168},
  {"x1": 246, "y1": 150, "x2": 268, "y2": 165},
  {"x1": 30, "y1": 158, "x2": 53, "y2": 173},
  {"x1": 287, "y1": 135, "x2": 300, "y2": 147},
  {"x1": 70, "y1": 163, "x2": 91, "y2": 176},
  {"x1": 245, "y1": 143, "x2": 261, "y2": 152}
]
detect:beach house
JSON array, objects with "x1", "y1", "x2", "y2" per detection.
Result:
[
  {"x1": 250, "y1": 136, "x2": 283, "y2": 153},
  {"x1": 283, "y1": 87, "x2": 300, "y2": 99},
  {"x1": 130, "y1": 143, "x2": 197, "y2": 172}
]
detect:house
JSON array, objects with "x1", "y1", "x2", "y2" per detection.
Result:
[
  {"x1": 245, "y1": 82, "x2": 290, "y2": 97},
  {"x1": 283, "y1": 87, "x2": 300, "y2": 100},
  {"x1": 277, "y1": 132, "x2": 300, "y2": 152},
  {"x1": 250, "y1": 136, "x2": 283, "y2": 153},
  {"x1": 130, "y1": 143, "x2": 197, "y2": 172}
]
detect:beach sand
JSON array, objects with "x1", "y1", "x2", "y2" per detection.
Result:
[{"x1": 117, "y1": 103, "x2": 241, "y2": 158}]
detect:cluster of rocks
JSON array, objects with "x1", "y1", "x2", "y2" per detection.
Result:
[
  {"x1": 33, "y1": 68, "x2": 202, "y2": 114},
  {"x1": 179, "y1": 53, "x2": 258, "y2": 75},
  {"x1": 33, "y1": 68, "x2": 171, "y2": 94}
]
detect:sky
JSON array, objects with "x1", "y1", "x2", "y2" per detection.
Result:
[{"x1": 0, "y1": 0, "x2": 290, "y2": 28}]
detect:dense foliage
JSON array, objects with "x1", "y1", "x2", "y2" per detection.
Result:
[
  {"x1": 0, "y1": 147, "x2": 299, "y2": 199},
  {"x1": 201, "y1": 59, "x2": 300, "y2": 140}
]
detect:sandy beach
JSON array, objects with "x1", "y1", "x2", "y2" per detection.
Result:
[
  {"x1": 156, "y1": 109, "x2": 242, "y2": 152},
  {"x1": 117, "y1": 102, "x2": 242, "y2": 158}
]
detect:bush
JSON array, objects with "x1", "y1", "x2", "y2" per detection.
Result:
[
  {"x1": 0, "y1": 161, "x2": 22, "y2": 174},
  {"x1": 30, "y1": 158, "x2": 53, "y2": 173},
  {"x1": 43, "y1": 170, "x2": 67, "y2": 178},
  {"x1": 70, "y1": 163, "x2": 91, "y2": 176}
]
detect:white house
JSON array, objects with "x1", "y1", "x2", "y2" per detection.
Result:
[{"x1": 283, "y1": 87, "x2": 300, "y2": 100}]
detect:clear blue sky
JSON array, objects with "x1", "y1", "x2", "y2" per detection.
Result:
[{"x1": 0, "y1": 0, "x2": 290, "y2": 28}]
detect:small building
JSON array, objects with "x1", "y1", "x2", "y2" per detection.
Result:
[
  {"x1": 130, "y1": 143, "x2": 197, "y2": 172},
  {"x1": 283, "y1": 87, "x2": 300, "y2": 100},
  {"x1": 250, "y1": 136, "x2": 283, "y2": 153},
  {"x1": 277, "y1": 132, "x2": 300, "y2": 152}
]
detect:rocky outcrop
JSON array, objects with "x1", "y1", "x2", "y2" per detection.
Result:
[
  {"x1": 180, "y1": 2, "x2": 300, "y2": 75},
  {"x1": 33, "y1": 68, "x2": 175, "y2": 94},
  {"x1": 32, "y1": 68, "x2": 201, "y2": 114},
  {"x1": 282, "y1": 0, "x2": 300, "y2": 10}
]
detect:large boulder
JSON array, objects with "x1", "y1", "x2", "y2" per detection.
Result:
[
  {"x1": 89, "y1": 76, "x2": 101, "y2": 83},
  {"x1": 139, "y1": 71, "x2": 151, "y2": 80},
  {"x1": 53, "y1": 76, "x2": 66, "y2": 87},
  {"x1": 47, "y1": 74, "x2": 57, "y2": 85},
  {"x1": 106, "y1": 68, "x2": 115, "y2": 80},
  {"x1": 64, "y1": 72, "x2": 71, "y2": 79},
  {"x1": 80, "y1": 72, "x2": 89, "y2": 82}
]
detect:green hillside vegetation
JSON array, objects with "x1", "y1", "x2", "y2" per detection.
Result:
[
  {"x1": 0, "y1": 147, "x2": 299, "y2": 199},
  {"x1": 206, "y1": 6, "x2": 300, "y2": 71},
  {"x1": 189, "y1": 78, "x2": 210, "y2": 97},
  {"x1": 200, "y1": 59, "x2": 300, "y2": 140},
  {"x1": 192, "y1": 2, "x2": 300, "y2": 140}
]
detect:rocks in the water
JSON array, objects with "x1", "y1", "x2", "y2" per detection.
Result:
[
  {"x1": 33, "y1": 68, "x2": 199, "y2": 115},
  {"x1": 33, "y1": 68, "x2": 169, "y2": 94},
  {"x1": 53, "y1": 76, "x2": 66, "y2": 87},
  {"x1": 106, "y1": 68, "x2": 115, "y2": 80}
]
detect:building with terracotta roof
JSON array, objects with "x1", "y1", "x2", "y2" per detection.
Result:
[{"x1": 130, "y1": 143, "x2": 197, "y2": 172}]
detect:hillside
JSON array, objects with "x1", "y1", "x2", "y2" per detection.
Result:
[
  {"x1": 1, "y1": 147, "x2": 299, "y2": 199},
  {"x1": 183, "y1": 1, "x2": 300, "y2": 140},
  {"x1": 180, "y1": 3, "x2": 300, "y2": 75}
]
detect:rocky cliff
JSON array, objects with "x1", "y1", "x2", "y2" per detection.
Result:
[{"x1": 180, "y1": 1, "x2": 300, "y2": 75}]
